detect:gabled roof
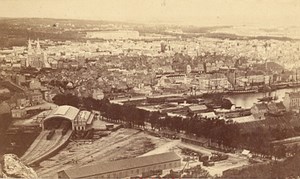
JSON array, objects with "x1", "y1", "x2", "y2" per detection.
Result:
[
  {"x1": 275, "y1": 102, "x2": 286, "y2": 110},
  {"x1": 61, "y1": 152, "x2": 181, "y2": 178}
]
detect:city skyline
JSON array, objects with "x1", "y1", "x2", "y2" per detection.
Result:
[{"x1": 1, "y1": 0, "x2": 300, "y2": 27}]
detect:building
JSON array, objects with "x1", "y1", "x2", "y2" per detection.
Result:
[
  {"x1": 246, "y1": 71, "x2": 265, "y2": 85},
  {"x1": 0, "y1": 101, "x2": 11, "y2": 131},
  {"x1": 251, "y1": 103, "x2": 269, "y2": 120},
  {"x1": 58, "y1": 152, "x2": 181, "y2": 179},
  {"x1": 230, "y1": 115, "x2": 258, "y2": 123},
  {"x1": 73, "y1": 110, "x2": 94, "y2": 131},
  {"x1": 283, "y1": 92, "x2": 300, "y2": 112},
  {"x1": 181, "y1": 136, "x2": 210, "y2": 147},
  {"x1": 11, "y1": 108, "x2": 26, "y2": 118},
  {"x1": 16, "y1": 98, "x2": 30, "y2": 108},
  {"x1": 200, "y1": 112, "x2": 218, "y2": 119},
  {"x1": 42, "y1": 105, "x2": 96, "y2": 131},
  {"x1": 193, "y1": 73, "x2": 231, "y2": 90},
  {"x1": 187, "y1": 104, "x2": 208, "y2": 115},
  {"x1": 0, "y1": 101, "x2": 11, "y2": 118},
  {"x1": 29, "y1": 79, "x2": 42, "y2": 90},
  {"x1": 28, "y1": 91, "x2": 44, "y2": 105},
  {"x1": 92, "y1": 89, "x2": 104, "y2": 100},
  {"x1": 251, "y1": 102, "x2": 286, "y2": 119},
  {"x1": 157, "y1": 74, "x2": 187, "y2": 86},
  {"x1": 209, "y1": 73, "x2": 232, "y2": 90}
]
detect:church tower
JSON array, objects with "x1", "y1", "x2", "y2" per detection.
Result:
[
  {"x1": 28, "y1": 39, "x2": 33, "y2": 54},
  {"x1": 36, "y1": 39, "x2": 41, "y2": 54}
]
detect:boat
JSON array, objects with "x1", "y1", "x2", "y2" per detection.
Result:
[
  {"x1": 258, "y1": 91, "x2": 278, "y2": 102},
  {"x1": 226, "y1": 88, "x2": 258, "y2": 94},
  {"x1": 257, "y1": 96, "x2": 273, "y2": 102},
  {"x1": 288, "y1": 82, "x2": 300, "y2": 88},
  {"x1": 271, "y1": 83, "x2": 288, "y2": 89},
  {"x1": 228, "y1": 73, "x2": 259, "y2": 94},
  {"x1": 257, "y1": 95, "x2": 278, "y2": 102}
]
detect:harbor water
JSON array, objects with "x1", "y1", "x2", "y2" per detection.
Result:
[{"x1": 226, "y1": 87, "x2": 300, "y2": 109}]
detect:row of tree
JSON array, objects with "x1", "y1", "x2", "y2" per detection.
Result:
[{"x1": 52, "y1": 94, "x2": 298, "y2": 158}]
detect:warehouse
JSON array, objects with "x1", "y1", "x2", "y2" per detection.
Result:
[{"x1": 58, "y1": 152, "x2": 181, "y2": 179}]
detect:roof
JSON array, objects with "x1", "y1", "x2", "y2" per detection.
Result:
[
  {"x1": 75, "y1": 110, "x2": 91, "y2": 123},
  {"x1": 267, "y1": 102, "x2": 278, "y2": 111},
  {"x1": 230, "y1": 115, "x2": 258, "y2": 123},
  {"x1": 254, "y1": 103, "x2": 268, "y2": 111},
  {"x1": 188, "y1": 105, "x2": 207, "y2": 112},
  {"x1": 61, "y1": 152, "x2": 181, "y2": 178},
  {"x1": 44, "y1": 105, "x2": 80, "y2": 122},
  {"x1": 86, "y1": 113, "x2": 94, "y2": 125},
  {"x1": 241, "y1": 150, "x2": 250, "y2": 155},
  {"x1": 200, "y1": 112, "x2": 217, "y2": 118},
  {"x1": 276, "y1": 102, "x2": 286, "y2": 110},
  {"x1": 288, "y1": 92, "x2": 300, "y2": 98},
  {"x1": 246, "y1": 70, "x2": 265, "y2": 76},
  {"x1": 181, "y1": 136, "x2": 209, "y2": 144}
]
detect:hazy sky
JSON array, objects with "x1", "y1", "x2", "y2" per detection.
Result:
[{"x1": 1, "y1": 0, "x2": 300, "y2": 27}]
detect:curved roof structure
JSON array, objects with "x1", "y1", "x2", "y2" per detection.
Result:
[{"x1": 44, "y1": 105, "x2": 80, "y2": 122}]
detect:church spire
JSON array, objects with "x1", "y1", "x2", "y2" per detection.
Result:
[
  {"x1": 28, "y1": 39, "x2": 32, "y2": 51},
  {"x1": 36, "y1": 38, "x2": 41, "y2": 51}
]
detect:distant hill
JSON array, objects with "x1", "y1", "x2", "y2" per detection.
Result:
[
  {"x1": 0, "y1": 17, "x2": 298, "y2": 49},
  {"x1": 0, "y1": 18, "x2": 90, "y2": 48}
]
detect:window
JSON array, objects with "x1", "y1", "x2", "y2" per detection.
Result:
[{"x1": 137, "y1": 169, "x2": 139, "y2": 174}]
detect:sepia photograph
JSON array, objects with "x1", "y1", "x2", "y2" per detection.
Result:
[{"x1": 0, "y1": 0, "x2": 300, "y2": 178}]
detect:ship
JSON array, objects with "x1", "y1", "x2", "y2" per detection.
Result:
[
  {"x1": 288, "y1": 82, "x2": 300, "y2": 88},
  {"x1": 257, "y1": 96, "x2": 273, "y2": 102},
  {"x1": 228, "y1": 72, "x2": 259, "y2": 94},
  {"x1": 257, "y1": 92, "x2": 278, "y2": 102},
  {"x1": 226, "y1": 88, "x2": 258, "y2": 94},
  {"x1": 257, "y1": 96, "x2": 278, "y2": 102},
  {"x1": 271, "y1": 83, "x2": 288, "y2": 90}
]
